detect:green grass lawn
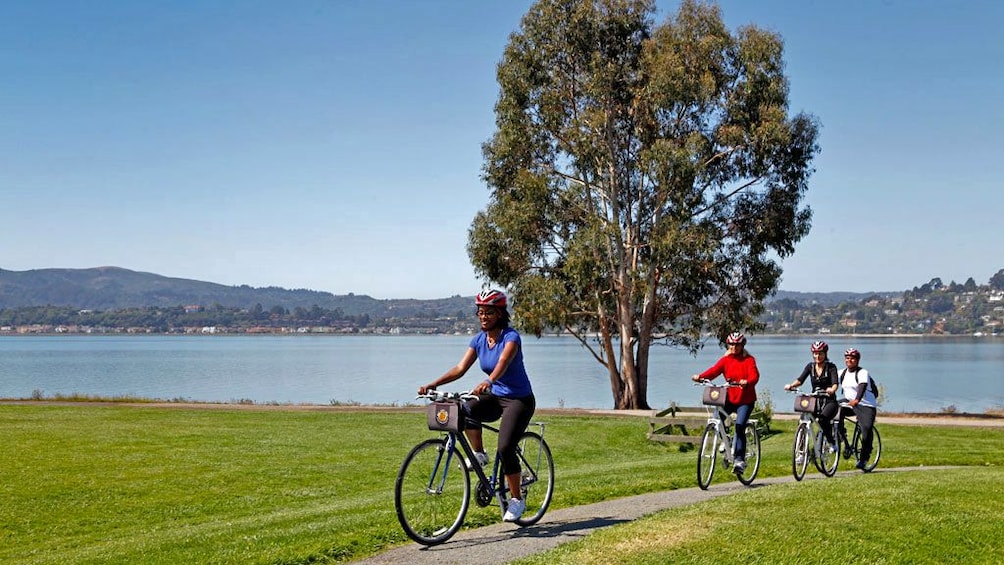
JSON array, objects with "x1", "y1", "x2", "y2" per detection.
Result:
[
  {"x1": 1, "y1": 404, "x2": 1001, "y2": 564},
  {"x1": 512, "y1": 466, "x2": 1004, "y2": 565}
]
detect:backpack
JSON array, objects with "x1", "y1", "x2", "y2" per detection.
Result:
[{"x1": 841, "y1": 368, "x2": 879, "y2": 397}]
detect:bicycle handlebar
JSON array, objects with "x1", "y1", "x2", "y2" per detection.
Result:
[
  {"x1": 693, "y1": 379, "x2": 742, "y2": 388},
  {"x1": 415, "y1": 391, "x2": 478, "y2": 402},
  {"x1": 785, "y1": 388, "x2": 831, "y2": 397}
]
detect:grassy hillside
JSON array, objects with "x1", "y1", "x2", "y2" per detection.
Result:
[{"x1": 0, "y1": 266, "x2": 471, "y2": 316}]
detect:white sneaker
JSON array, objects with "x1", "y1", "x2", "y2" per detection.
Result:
[
  {"x1": 463, "y1": 451, "x2": 489, "y2": 470},
  {"x1": 503, "y1": 498, "x2": 525, "y2": 522},
  {"x1": 795, "y1": 453, "x2": 805, "y2": 465},
  {"x1": 733, "y1": 458, "x2": 746, "y2": 474}
]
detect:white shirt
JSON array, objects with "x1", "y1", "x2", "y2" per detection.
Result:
[{"x1": 840, "y1": 367, "x2": 877, "y2": 408}]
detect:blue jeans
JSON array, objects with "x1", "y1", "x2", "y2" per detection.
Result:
[{"x1": 724, "y1": 402, "x2": 754, "y2": 460}]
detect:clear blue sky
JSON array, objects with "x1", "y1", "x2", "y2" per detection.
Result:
[{"x1": 2, "y1": 1, "x2": 1001, "y2": 299}]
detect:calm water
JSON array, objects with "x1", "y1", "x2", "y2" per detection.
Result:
[{"x1": 1, "y1": 335, "x2": 1002, "y2": 414}]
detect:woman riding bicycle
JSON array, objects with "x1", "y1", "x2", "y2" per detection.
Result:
[
  {"x1": 690, "y1": 331, "x2": 760, "y2": 474},
  {"x1": 784, "y1": 340, "x2": 839, "y2": 446},
  {"x1": 418, "y1": 289, "x2": 535, "y2": 522}
]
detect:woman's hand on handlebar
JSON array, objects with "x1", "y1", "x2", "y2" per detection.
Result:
[
  {"x1": 691, "y1": 374, "x2": 702, "y2": 382},
  {"x1": 418, "y1": 383, "x2": 437, "y2": 395}
]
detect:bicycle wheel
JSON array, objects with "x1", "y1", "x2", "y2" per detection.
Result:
[
  {"x1": 814, "y1": 428, "x2": 839, "y2": 477},
  {"x1": 696, "y1": 424, "x2": 718, "y2": 490},
  {"x1": 394, "y1": 438, "x2": 470, "y2": 545},
  {"x1": 792, "y1": 423, "x2": 810, "y2": 481},
  {"x1": 852, "y1": 424, "x2": 882, "y2": 472},
  {"x1": 736, "y1": 424, "x2": 760, "y2": 485},
  {"x1": 512, "y1": 431, "x2": 554, "y2": 526}
]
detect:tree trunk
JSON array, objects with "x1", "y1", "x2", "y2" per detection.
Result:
[{"x1": 598, "y1": 306, "x2": 622, "y2": 407}]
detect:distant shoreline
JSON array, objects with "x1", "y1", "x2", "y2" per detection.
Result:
[
  {"x1": 1, "y1": 331, "x2": 1001, "y2": 339},
  {"x1": 2, "y1": 399, "x2": 1002, "y2": 425}
]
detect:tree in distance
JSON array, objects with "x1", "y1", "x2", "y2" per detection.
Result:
[{"x1": 468, "y1": 0, "x2": 820, "y2": 409}]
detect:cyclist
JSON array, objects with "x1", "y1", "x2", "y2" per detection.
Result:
[
  {"x1": 418, "y1": 289, "x2": 536, "y2": 522},
  {"x1": 838, "y1": 347, "x2": 877, "y2": 470},
  {"x1": 690, "y1": 331, "x2": 760, "y2": 474},
  {"x1": 784, "y1": 340, "x2": 840, "y2": 449}
]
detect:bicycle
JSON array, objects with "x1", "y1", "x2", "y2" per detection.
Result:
[
  {"x1": 394, "y1": 391, "x2": 554, "y2": 546},
  {"x1": 693, "y1": 380, "x2": 761, "y2": 490},
  {"x1": 833, "y1": 400, "x2": 882, "y2": 472},
  {"x1": 787, "y1": 389, "x2": 839, "y2": 480}
]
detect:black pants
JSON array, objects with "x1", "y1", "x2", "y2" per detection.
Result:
[
  {"x1": 816, "y1": 398, "x2": 838, "y2": 443},
  {"x1": 839, "y1": 404, "x2": 877, "y2": 460},
  {"x1": 465, "y1": 393, "x2": 536, "y2": 475}
]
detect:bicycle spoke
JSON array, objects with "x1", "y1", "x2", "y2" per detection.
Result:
[
  {"x1": 697, "y1": 424, "x2": 717, "y2": 490},
  {"x1": 395, "y1": 438, "x2": 470, "y2": 545},
  {"x1": 513, "y1": 431, "x2": 553, "y2": 526},
  {"x1": 736, "y1": 424, "x2": 760, "y2": 485},
  {"x1": 792, "y1": 423, "x2": 809, "y2": 481},
  {"x1": 814, "y1": 428, "x2": 839, "y2": 477}
]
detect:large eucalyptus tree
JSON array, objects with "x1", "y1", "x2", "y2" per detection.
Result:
[{"x1": 469, "y1": 0, "x2": 820, "y2": 409}]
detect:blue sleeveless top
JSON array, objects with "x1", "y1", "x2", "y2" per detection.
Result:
[{"x1": 469, "y1": 327, "x2": 533, "y2": 398}]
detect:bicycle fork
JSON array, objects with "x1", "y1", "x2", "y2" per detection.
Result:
[
  {"x1": 425, "y1": 434, "x2": 461, "y2": 495},
  {"x1": 712, "y1": 418, "x2": 735, "y2": 466}
]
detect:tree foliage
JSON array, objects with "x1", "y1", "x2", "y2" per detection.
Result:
[
  {"x1": 468, "y1": 0, "x2": 820, "y2": 408},
  {"x1": 990, "y1": 269, "x2": 1004, "y2": 291}
]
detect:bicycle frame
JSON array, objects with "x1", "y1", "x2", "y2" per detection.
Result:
[
  {"x1": 703, "y1": 404, "x2": 736, "y2": 465},
  {"x1": 395, "y1": 391, "x2": 554, "y2": 546},
  {"x1": 833, "y1": 400, "x2": 882, "y2": 472},
  {"x1": 693, "y1": 380, "x2": 760, "y2": 489},
  {"x1": 788, "y1": 389, "x2": 838, "y2": 479},
  {"x1": 438, "y1": 419, "x2": 547, "y2": 508}
]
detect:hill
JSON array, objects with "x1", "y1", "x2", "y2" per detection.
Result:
[
  {"x1": 769, "y1": 289, "x2": 902, "y2": 307},
  {"x1": 2, "y1": 266, "x2": 1001, "y2": 335},
  {"x1": 0, "y1": 267, "x2": 471, "y2": 318},
  {"x1": 0, "y1": 266, "x2": 897, "y2": 312}
]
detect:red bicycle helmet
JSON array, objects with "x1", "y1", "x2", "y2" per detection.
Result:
[
  {"x1": 844, "y1": 348, "x2": 860, "y2": 359},
  {"x1": 810, "y1": 341, "x2": 828, "y2": 353},
  {"x1": 475, "y1": 289, "x2": 507, "y2": 307},
  {"x1": 725, "y1": 331, "x2": 746, "y2": 345}
]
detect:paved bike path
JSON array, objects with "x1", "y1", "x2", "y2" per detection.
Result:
[{"x1": 353, "y1": 466, "x2": 958, "y2": 564}]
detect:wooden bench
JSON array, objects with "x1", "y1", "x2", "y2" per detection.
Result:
[
  {"x1": 647, "y1": 404, "x2": 710, "y2": 444},
  {"x1": 647, "y1": 403, "x2": 772, "y2": 444}
]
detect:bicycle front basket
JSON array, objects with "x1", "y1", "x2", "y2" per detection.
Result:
[
  {"x1": 793, "y1": 395, "x2": 817, "y2": 413},
  {"x1": 427, "y1": 401, "x2": 465, "y2": 433},
  {"x1": 702, "y1": 386, "x2": 727, "y2": 406}
]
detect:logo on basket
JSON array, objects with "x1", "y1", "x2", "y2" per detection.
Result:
[
  {"x1": 799, "y1": 398, "x2": 811, "y2": 410},
  {"x1": 436, "y1": 408, "x2": 450, "y2": 426},
  {"x1": 709, "y1": 389, "x2": 720, "y2": 401}
]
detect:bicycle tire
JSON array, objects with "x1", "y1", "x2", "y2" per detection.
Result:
[
  {"x1": 696, "y1": 423, "x2": 717, "y2": 490},
  {"x1": 852, "y1": 424, "x2": 882, "y2": 472},
  {"x1": 736, "y1": 424, "x2": 760, "y2": 485},
  {"x1": 394, "y1": 438, "x2": 470, "y2": 545},
  {"x1": 513, "y1": 431, "x2": 554, "y2": 527},
  {"x1": 792, "y1": 423, "x2": 810, "y2": 481},
  {"x1": 814, "y1": 428, "x2": 839, "y2": 477}
]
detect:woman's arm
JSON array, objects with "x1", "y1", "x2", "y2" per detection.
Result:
[
  {"x1": 692, "y1": 356, "x2": 726, "y2": 382},
  {"x1": 419, "y1": 347, "x2": 477, "y2": 394},
  {"x1": 785, "y1": 363, "x2": 812, "y2": 390}
]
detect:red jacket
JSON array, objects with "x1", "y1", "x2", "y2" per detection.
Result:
[{"x1": 699, "y1": 353, "x2": 759, "y2": 405}]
